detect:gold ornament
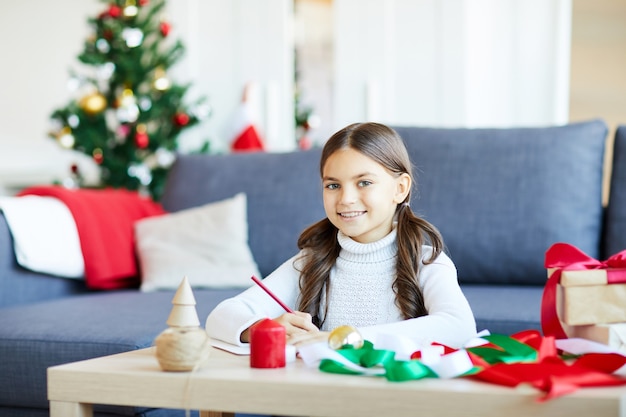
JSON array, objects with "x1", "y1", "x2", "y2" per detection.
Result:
[
  {"x1": 123, "y1": 0, "x2": 138, "y2": 17},
  {"x1": 328, "y1": 325, "x2": 364, "y2": 350},
  {"x1": 152, "y1": 67, "x2": 171, "y2": 91},
  {"x1": 53, "y1": 126, "x2": 75, "y2": 149},
  {"x1": 79, "y1": 92, "x2": 107, "y2": 115}
]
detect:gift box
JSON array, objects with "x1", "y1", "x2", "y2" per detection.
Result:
[
  {"x1": 542, "y1": 243, "x2": 626, "y2": 339},
  {"x1": 567, "y1": 323, "x2": 626, "y2": 354},
  {"x1": 552, "y1": 268, "x2": 626, "y2": 325}
]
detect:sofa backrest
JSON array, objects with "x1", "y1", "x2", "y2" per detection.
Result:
[
  {"x1": 161, "y1": 120, "x2": 608, "y2": 287},
  {"x1": 393, "y1": 120, "x2": 608, "y2": 286},
  {"x1": 603, "y1": 125, "x2": 626, "y2": 257},
  {"x1": 161, "y1": 149, "x2": 325, "y2": 278}
]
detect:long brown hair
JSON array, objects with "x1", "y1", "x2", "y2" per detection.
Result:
[{"x1": 296, "y1": 122, "x2": 444, "y2": 328}]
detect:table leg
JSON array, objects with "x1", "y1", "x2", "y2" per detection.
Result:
[
  {"x1": 199, "y1": 411, "x2": 234, "y2": 417},
  {"x1": 50, "y1": 401, "x2": 93, "y2": 417}
]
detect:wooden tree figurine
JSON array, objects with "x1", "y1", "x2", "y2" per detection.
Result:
[{"x1": 154, "y1": 276, "x2": 210, "y2": 371}]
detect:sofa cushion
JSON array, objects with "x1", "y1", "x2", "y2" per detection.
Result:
[
  {"x1": 135, "y1": 193, "x2": 260, "y2": 291},
  {"x1": 604, "y1": 125, "x2": 626, "y2": 258},
  {"x1": 0, "y1": 289, "x2": 239, "y2": 413},
  {"x1": 160, "y1": 150, "x2": 326, "y2": 278},
  {"x1": 461, "y1": 284, "x2": 543, "y2": 334},
  {"x1": 394, "y1": 120, "x2": 608, "y2": 285}
]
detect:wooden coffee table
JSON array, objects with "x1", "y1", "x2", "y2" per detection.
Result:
[{"x1": 48, "y1": 346, "x2": 626, "y2": 417}]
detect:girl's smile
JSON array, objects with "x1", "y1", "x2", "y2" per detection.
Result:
[{"x1": 322, "y1": 148, "x2": 410, "y2": 243}]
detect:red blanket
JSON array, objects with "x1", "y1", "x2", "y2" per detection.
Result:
[{"x1": 19, "y1": 186, "x2": 166, "y2": 289}]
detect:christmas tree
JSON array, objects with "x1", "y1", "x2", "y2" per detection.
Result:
[{"x1": 49, "y1": 0, "x2": 211, "y2": 200}]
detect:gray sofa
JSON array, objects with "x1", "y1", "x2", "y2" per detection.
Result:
[{"x1": 1, "y1": 119, "x2": 624, "y2": 417}]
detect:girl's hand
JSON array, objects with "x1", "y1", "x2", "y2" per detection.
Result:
[
  {"x1": 273, "y1": 311, "x2": 319, "y2": 339},
  {"x1": 288, "y1": 330, "x2": 330, "y2": 347},
  {"x1": 239, "y1": 312, "x2": 318, "y2": 343}
]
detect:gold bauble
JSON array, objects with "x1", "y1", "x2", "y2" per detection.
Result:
[
  {"x1": 328, "y1": 325, "x2": 364, "y2": 350},
  {"x1": 79, "y1": 92, "x2": 107, "y2": 115}
]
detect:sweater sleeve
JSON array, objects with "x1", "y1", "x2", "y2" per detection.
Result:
[
  {"x1": 205, "y1": 254, "x2": 302, "y2": 345},
  {"x1": 358, "y1": 250, "x2": 477, "y2": 349}
]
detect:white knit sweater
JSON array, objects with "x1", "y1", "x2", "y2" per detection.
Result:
[{"x1": 205, "y1": 228, "x2": 476, "y2": 349}]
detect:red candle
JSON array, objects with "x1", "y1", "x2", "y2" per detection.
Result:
[{"x1": 250, "y1": 318, "x2": 286, "y2": 368}]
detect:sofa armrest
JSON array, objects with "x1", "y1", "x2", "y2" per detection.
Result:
[{"x1": 0, "y1": 213, "x2": 87, "y2": 308}]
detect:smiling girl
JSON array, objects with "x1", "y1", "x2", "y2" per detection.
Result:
[{"x1": 206, "y1": 122, "x2": 476, "y2": 349}]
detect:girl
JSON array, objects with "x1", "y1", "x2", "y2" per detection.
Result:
[{"x1": 206, "y1": 122, "x2": 476, "y2": 349}]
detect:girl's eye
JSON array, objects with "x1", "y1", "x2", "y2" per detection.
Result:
[
  {"x1": 325, "y1": 183, "x2": 339, "y2": 190},
  {"x1": 358, "y1": 180, "x2": 372, "y2": 187}
]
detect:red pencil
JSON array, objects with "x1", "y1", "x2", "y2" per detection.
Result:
[{"x1": 251, "y1": 275, "x2": 294, "y2": 313}]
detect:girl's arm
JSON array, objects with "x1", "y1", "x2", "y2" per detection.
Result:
[
  {"x1": 205, "y1": 254, "x2": 307, "y2": 345},
  {"x1": 358, "y1": 251, "x2": 477, "y2": 349}
]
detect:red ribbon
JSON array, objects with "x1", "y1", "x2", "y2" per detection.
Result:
[
  {"x1": 541, "y1": 243, "x2": 626, "y2": 339},
  {"x1": 470, "y1": 331, "x2": 626, "y2": 401}
]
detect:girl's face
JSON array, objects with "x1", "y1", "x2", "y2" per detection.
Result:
[{"x1": 322, "y1": 148, "x2": 410, "y2": 243}]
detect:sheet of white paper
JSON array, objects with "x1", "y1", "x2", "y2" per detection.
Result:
[
  {"x1": 555, "y1": 337, "x2": 626, "y2": 356},
  {"x1": 211, "y1": 339, "x2": 251, "y2": 355}
]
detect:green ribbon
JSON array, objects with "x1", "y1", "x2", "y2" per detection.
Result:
[
  {"x1": 467, "y1": 334, "x2": 537, "y2": 364},
  {"x1": 319, "y1": 340, "x2": 436, "y2": 381},
  {"x1": 319, "y1": 334, "x2": 539, "y2": 382}
]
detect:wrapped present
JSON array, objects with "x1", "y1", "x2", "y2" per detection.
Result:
[
  {"x1": 541, "y1": 243, "x2": 626, "y2": 339},
  {"x1": 567, "y1": 323, "x2": 626, "y2": 354},
  {"x1": 555, "y1": 269, "x2": 626, "y2": 326}
]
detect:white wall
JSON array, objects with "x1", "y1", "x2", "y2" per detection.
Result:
[
  {"x1": 0, "y1": 0, "x2": 295, "y2": 194},
  {"x1": 0, "y1": 0, "x2": 572, "y2": 193},
  {"x1": 333, "y1": 0, "x2": 572, "y2": 129},
  {"x1": 168, "y1": 0, "x2": 295, "y2": 153},
  {"x1": 0, "y1": 1, "x2": 102, "y2": 192}
]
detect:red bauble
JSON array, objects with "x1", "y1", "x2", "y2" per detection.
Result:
[
  {"x1": 93, "y1": 152, "x2": 104, "y2": 165},
  {"x1": 135, "y1": 131, "x2": 150, "y2": 149},
  {"x1": 173, "y1": 112, "x2": 190, "y2": 127},
  {"x1": 160, "y1": 21, "x2": 171, "y2": 37},
  {"x1": 138, "y1": 0, "x2": 149, "y2": 5},
  {"x1": 108, "y1": 5, "x2": 122, "y2": 18}
]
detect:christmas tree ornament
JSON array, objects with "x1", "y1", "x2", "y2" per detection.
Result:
[
  {"x1": 328, "y1": 325, "x2": 364, "y2": 350},
  {"x1": 173, "y1": 112, "x2": 190, "y2": 127},
  {"x1": 134, "y1": 124, "x2": 150, "y2": 148},
  {"x1": 123, "y1": 0, "x2": 138, "y2": 18},
  {"x1": 156, "y1": 147, "x2": 176, "y2": 167},
  {"x1": 138, "y1": 97, "x2": 152, "y2": 111},
  {"x1": 128, "y1": 163, "x2": 152, "y2": 185},
  {"x1": 93, "y1": 148, "x2": 104, "y2": 164},
  {"x1": 56, "y1": 127, "x2": 76, "y2": 149},
  {"x1": 96, "y1": 63, "x2": 115, "y2": 81},
  {"x1": 159, "y1": 21, "x2": 171, "y2": 37},
  {"x1": 79, "y1": 92, "x2": 107, "y2": 115},
  {"x1": 67, "y1": 114, "x2": 80, "y2": 129},
  {"x1": 103, "y1": 28, "x2": 114, "y2": 41},
  {"x1": 154, "y1": 277, "x2": 211, "y2": 372},
  {"x1": 122, "y1": 27, "x2": 144, "y2": 48},
  {"x1": 96, "y1": 38, "x2": 111, "y2": 54},
  {"x1": 138, "y1": 0, "x2": 149, "y2": 5},
  {"x1": 152, "y1": 67, "x2": 170, "y2": 91},
  {"x1": 107, "y1": 4, "x2": 122, "y2": 18},
  {"x1": 116, "y1": 88, "x2": 140, "y2": 123},
  {"x1": 116, "y1": 124, "x2": 131, "y2": 140}
]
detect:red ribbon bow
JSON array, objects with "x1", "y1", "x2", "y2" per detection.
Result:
[{"x1": 541, "y1": 243, "x2": 626, "y2": 339}]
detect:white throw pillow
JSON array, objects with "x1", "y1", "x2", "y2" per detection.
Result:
[
  {"x1": 0, "y1": 196, "x2": 84, "y2": 278},
  {"x1": 135, "y1": 193, "x2": 260, "y2": 291}
]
